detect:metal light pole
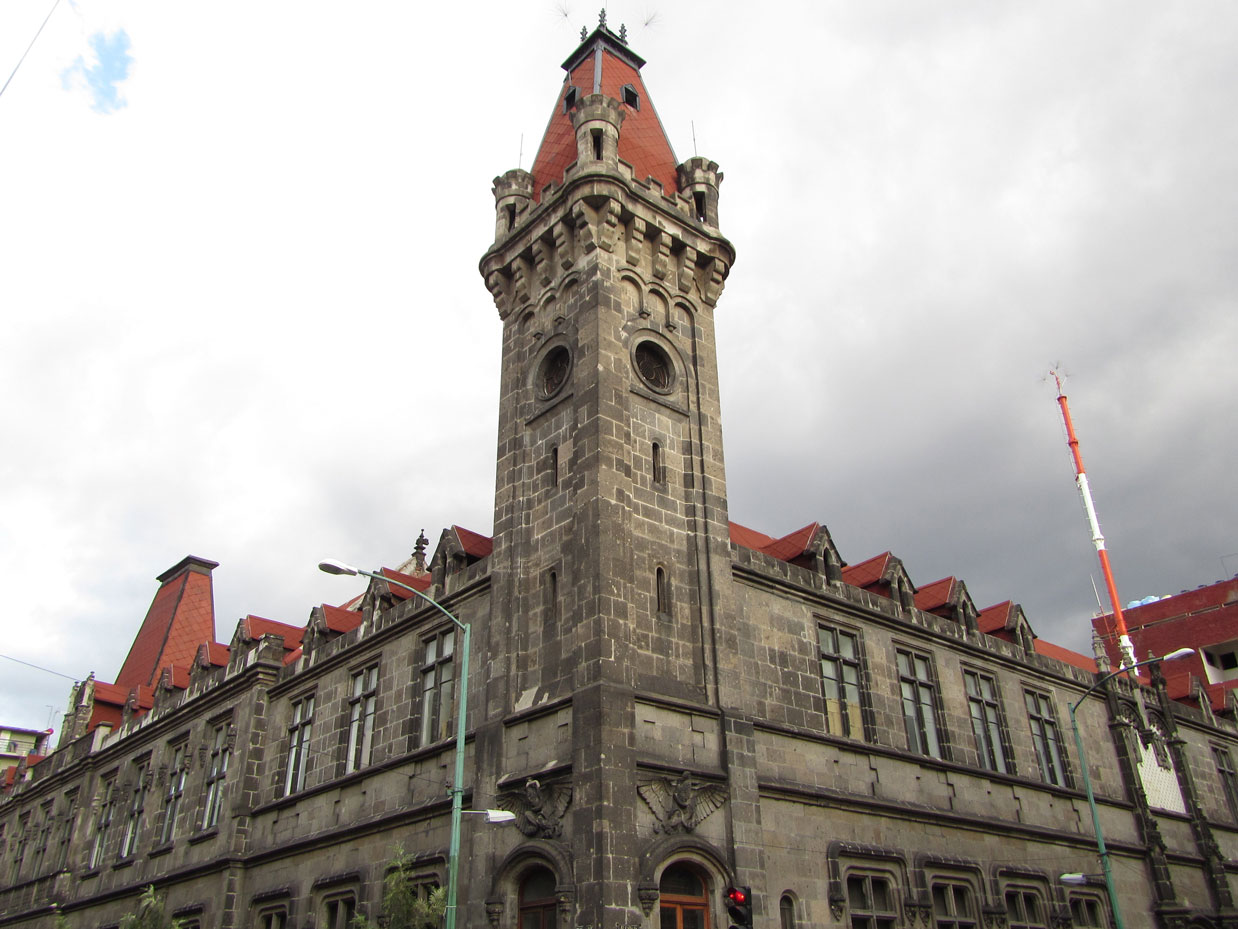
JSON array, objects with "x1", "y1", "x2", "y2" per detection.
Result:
[
  {"x1": 319, "y1": 560, "x2": 472, "y2": 929},
  {"x1": 1067, "y1": 648, "x2": 1194, "y2": 929}
]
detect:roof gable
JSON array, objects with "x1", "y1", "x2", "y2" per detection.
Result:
[{"x1": 115, "y1": 556, "x2": 218, "y2": 690}]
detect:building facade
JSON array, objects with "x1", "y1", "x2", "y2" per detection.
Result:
[{"x1": 3, "y1": 20, "x2": 1238, "y2": 929}]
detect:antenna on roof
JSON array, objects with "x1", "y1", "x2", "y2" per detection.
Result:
[
  {"x1": 1089, "y1": 576, "x2": 1105, "y2": 616},
  {"x1": 518, "y1": 133, "x2": 524, "y2": 170},
  {"x1": 691, "y1": 120, "x2": 697, "y2": 157},
  {"x1": 1049, "y1": 367, "x2": 1137, "y2": 673}
]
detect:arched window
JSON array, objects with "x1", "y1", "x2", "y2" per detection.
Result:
[
  {"x1": 659, "y1": 863, "x2": 709, "y2": 929},
  {"x1": 779, "y1": 894, "x2": 797, "y2": 929},
  {"x1": 519, "y1": 866, "x2": 558, "y2": 929}
]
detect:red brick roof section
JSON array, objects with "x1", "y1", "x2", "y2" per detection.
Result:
[
  {"x1": 1093, "y1": 577, "x2": 1238, "y2": 672},
  {"x1": 379, "y1": 568, "x2": 431, "y2": 601},
  {"x1": 762, "y1": 523, "x2": 820, "y2": 562},
  {"x1": 728, "y1": 521, "x2": 777, "y2": 552},
  {"x1": 841, "y1": 553, "x2": 893, "y2": 590},
  {"x1": 322, "y1": 603, "x2": 364, "y2": 632},
  {"x1": 530, "y1": 34, "x2": 679, "y2": 202},
  {"x1": 1033, "y1": 638, "x2": 1097, "y2": 673},
  {"x1": 977, "y1": 601, "x2": 1016, "y2": 636},
  {"x1": 913, "y1": 577, "x2": 957, "y2": 614},
  {"x1": 284, "y1": 646, "x2": 303, "y2": 666},
  {"x1": 453, "y1": 526, "x2": 494, "y2": 558},
  {"x1": 114, "y1": 556, "x2": 218, "y2": 690},
  {"x1": 204, "y1": 642, "x2": 230, "y2": 667},
  {"x1": 243, "y1": 615, "x2": 303, "y2": 651}
]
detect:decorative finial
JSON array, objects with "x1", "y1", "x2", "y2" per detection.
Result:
[
  {"x1": 598, "y1": 8, "x2": 607, "y2": 28},
  {"x1": 413, "y1": 530, "x2": 429, "y2": 574},
  {"x1": 580, "y1": 25, "x2": 587, "y2": 41},
  {"x1": 619, "y1": 23, "x2": 627, "y2": 43}
]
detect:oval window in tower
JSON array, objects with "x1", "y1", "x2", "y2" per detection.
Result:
[
  {"x1": 536, "y1": 344, "x2": 572, "y2": 400},
  {"x1": 633, "y1": 340, "x2": 675, "y2": 393}
]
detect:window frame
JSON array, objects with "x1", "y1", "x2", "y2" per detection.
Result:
[
  {"x1": 963, "y1": 668, "x2": 1013, "y2": 774},
  {"x1": 519, "y1": 865, "x2": 559, "y2": 929},
  {"x1": 160, "y1": 742, "x2": 188, "y2": 845},
  {"x1": 658, "y1": 862, "x2": 711, "y2": 929},
  {"x1": 345, "y1": 664, "x2": 379, "y2": 774},
  {"x1": 897, "y1": 648, "x2": 946, "y2": 759},
  {"x1": 818, "y1": 623, "x2": 868, "y2": 740},
  {"x1": 846, "y1": 871, "x2": 898, "y2": 929},
  {"x1": 930, "y1": 880, "x2": 978, "y2": 929},
  {"x1": 284, "y1": 693, "x2": 316, "y2": 796},
  {"x1": 1213, "y1": 745, "x2": 1238, "y2": 822},
  {"x1": 119, "y1": 758, "x2": 150, "y2": 859},
  {"x1": 1004, "y1": 887, "x2": 1048, "y2": 929},
  {"x1": 1024, "y1": 689, "x2": 1070, "y2": 787},
  {"x1": 89, "y1": 774, "x2": 117, "y2": 870},
  {"x1": 201, "y1": 721, "x2": 231, "y2": 830},
  {"x1": 420, "y1": 629, "x2": 456, "y2": 747}
]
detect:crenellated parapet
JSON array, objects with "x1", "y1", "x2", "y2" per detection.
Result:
[{"x1": 677, "y1": 156, "x2": 724, "y2": 228}]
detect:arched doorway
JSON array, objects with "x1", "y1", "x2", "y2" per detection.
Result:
[
  {"x1": 518, "y1": 865, "x2": 558, "y2": 929},
  {"x1": 659, "y1": 862, "x2": 710, "y2": 929}
]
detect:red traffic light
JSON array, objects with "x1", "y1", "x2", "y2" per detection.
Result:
[{"x1": 726, "y1": 887, "x2": 748, "y2": 905}]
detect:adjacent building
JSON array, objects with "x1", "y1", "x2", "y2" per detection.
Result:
[{"x1": 3, "y1": 19, "x2": 1237, "y2": 929}]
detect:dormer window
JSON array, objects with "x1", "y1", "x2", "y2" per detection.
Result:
[
  {"x1": 621, "y1": 84, "x2": 640, "y2": 110},
  {"x1": 563, "y1": 85, "x2": 579, "y2": 113}
]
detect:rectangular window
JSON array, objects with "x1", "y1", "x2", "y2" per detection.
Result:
[
  {"x1": 819, "y1": 624, "x2": 865, "y2": 739},
  {"x1": 202, "y1": 723, "x2": 231, "y2": 829},
  {"x1": 259, "y1": 909, "x2": 287, "y2": 929},
  {"x1": 160, "y1": 744, "x2": 188, "y2": 845},
  {"x1": 420, "y1": 630, "x2": 456, "y2": 746},
  {"x1": 898, "y1": 649, "x2": 944, "y2": 759},
  {"x1": 1069, "y1": 895, "x2": 1105, "y2": 929},
  {"x1": 1213, "y1": 746, "x2": 1238, "y2": 822},
  {"x1": 89, "y1": 777, "x2": 116, "y2": 869},
  {"x1": 323, "y1": 895, "x2": 356, "y2": 929},
  {"x1": 285, "y1": 695, "x2": 315, "y2": 796},
  {"x1": 847, "y1": 874, "x2": 897, "y2": 929},
  {"x1": 1025, "y1": 691, "x2": 1069, "y2": 786},
  {"x1": 932, "y1": 882, "x2": 977, "y2": 929},
  {"x1": 31, "y1": 801, "x2": 53, "y2": 875},
  {"x1": 120, "y1": 760, "x2": 149, "y2": 858},
  {"x1": 9, "y1": 814, "x2": 29, "y2": 883},
  {"x1": 1005, "y1": 889, "x2": 1047, "y2": 929},
  {"x1": 56, "y1": 789, "x2": 78, "y2": 870},
  {"x1": 346, "y1": 665, "x2": 379, "y2": 773},
  {"x1": 964, "y1": 670, "x2": 1011, "y2": 774}
]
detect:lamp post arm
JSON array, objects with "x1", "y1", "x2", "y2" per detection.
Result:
[
  {"x1": 1068, "y1": 701, "x2": 1125, "y2": 929},
  {"x1": 350, "y1": 568, "x2": 466, "y2": 632}
]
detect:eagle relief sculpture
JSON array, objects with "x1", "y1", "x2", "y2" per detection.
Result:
[
  {"x1": 497, "y1": 778, "x2": 573, "y2": 839},
  {"x1": 638, "y1": 771, "x2": 728, "y2": 834}
]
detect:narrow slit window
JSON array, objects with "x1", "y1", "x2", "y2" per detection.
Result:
[
  {"x1": 652, "y1": 442, "x2": 664, "y2": 484},
  {"x1": 551, "y1": 446, "x2": 560, "y2": 486},
  {"x1": 656, "y1": 567, "x2": 670, "y2": 618},
  {"x1": 505, "y1": 203, "x2": 516, "y2": 232},
  {"x1": 591, "y1": 128, "x2": 603, "y2": 160},
  {"x1": 693, "y1": 191, "x2": 707, "y2": 222},
  {"x1": 546, "y1": 570, "x2": 559, "y2": 631}
]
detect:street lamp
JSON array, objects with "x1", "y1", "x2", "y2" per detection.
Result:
[
  {"x1": 1068, "y1": 647, "x2": 1194, "y2": 929},
  {"x1": 319, "y1": 559, "x2": 472, "y2": 929}
]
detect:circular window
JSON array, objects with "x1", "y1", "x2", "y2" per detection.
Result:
[
  {"x1": 537, "y1": 345, "x2": 571, "y2": 399},
  {"x1": 633, "y1": 340, "x2": 675, "y2": 393}
]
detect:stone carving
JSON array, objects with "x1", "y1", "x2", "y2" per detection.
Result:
[
  {"x1": 637, "y1": 771, "x2": 727, "y2": 833},
  {"x1": 636, "y1": 881, "x2": 660, "y2": 916},
  {"x1": 497, "y1": 778, "x2": 572, "y2": 838}
]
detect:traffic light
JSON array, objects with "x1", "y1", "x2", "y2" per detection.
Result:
[{"x1": 724, "y1": 886, "x2": 753, "y2": 929}]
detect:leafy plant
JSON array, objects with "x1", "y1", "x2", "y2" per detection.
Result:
[
  {"x1": 119, "y1": 885, "x2": 182, "y2": 929},
  {"x1": 352, "y1": 848, "x2": 446, "y2": 929}
]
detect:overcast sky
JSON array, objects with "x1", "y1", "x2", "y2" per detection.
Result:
[{"x1": 3, "y1": 1, "x2": 1235, "y2": 733}]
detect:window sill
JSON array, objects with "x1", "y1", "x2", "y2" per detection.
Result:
[
  {"x1": 148, "y1": 843, "x2": 173, "y2": 859},
  {"x1": 112, "y1": 858, "x2": 135, "y2": 871},
  {"x1": 188, "y1": 828, "x2": 219, "y2": 846},
  {"x1": 80, "y1": 868, "x2": 101, "y2": 880}
]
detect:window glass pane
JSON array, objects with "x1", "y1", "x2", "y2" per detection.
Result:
[{"x1": 660, "y1": 864, "x2": 704, "y2": 896}]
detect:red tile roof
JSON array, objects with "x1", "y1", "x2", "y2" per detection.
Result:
[
  {"x1": 115, "y1": 557, "x2": 217, "y2": 690},
  {"x1": 242, "y1": 615, "x2": 303, "y2": 650},
  {"x1": 841, "y1": 553, "x2": 893, "y2": 590},
  {"x1": 913, "y1": 577, "x2": 957, "y2": 613},
  {"x1": 453, "y1": 526, "x2": 494, "y2": 559},
  {"x1": 977, "y1": 601, "x2": 1017, "y2": 636},
  {"x1": 322, "y1": 603, "x2": 365, "y2": 632},
  {"x1": 202, "y1": 642, "x2": 230, "y2": 667},
  {"x1": 530, "y1": 29, "x2": 679, "y2": 202},
  {"x1": 762, "y1": 523, "x2": 820, "y2": 562},
  {"x1": 1033, "y1": 638, "x2": 1097, "y2": 673},
  {"x1": 729, "y1": 521, "x2": 777, "y2": 552},
  {"x1": 379, "y1": 567, "x2": 431, "y2": 600}
]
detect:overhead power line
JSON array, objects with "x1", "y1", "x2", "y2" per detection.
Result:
[{"x1": 0, "y1": 0, "x2": 63, "y2": 102}]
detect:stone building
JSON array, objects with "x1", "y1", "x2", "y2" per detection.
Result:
[{"x1": 3, "y1": 18, "x2": 1238, "y2": 929}]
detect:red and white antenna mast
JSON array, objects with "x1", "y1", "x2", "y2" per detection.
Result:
[{"x1": 1050, "y1": 369, "x2": 1136, "y2": 670}]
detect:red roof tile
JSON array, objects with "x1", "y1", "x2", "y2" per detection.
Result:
[
  {"x1": 379, "y1": 568, "x2": 431, "y2": 600},
  {"x1": 762, "y1": 523, "x2": 820, "y2": 562},
  {"x1": 115, "y1": 557, "x2": 217, "y2": 690},
  {"x1": 453, "y1": 526, "x2": 494, "y2": 558},
  {"x1": 243, "y1": 615, "x2": 304, "y2": 650},
  {"x1": 283, "y1": 646, "x2": 303, "y2": 665},
  {"x1": 913, "y1": 577, "x2": 956, "y2": 613},
  {"x1": 729, "y1": 521, "x2": 777, "y2": 552},
  {"x1": 1033, "y1": 638, "x2": 1097, "y2": 673},
  {"x1": 977, "y1": 601, "x2": 1016, "y2": 636},
  {"x1": 530, "y1": 29, "x2": 679, "y2": 202},
  {"x1": 841, "y1": 553, "x2": 893, "y2": 590},
  {"x1": 203, "y1": 642, "x2": 230, "y2": 667},
  {"x1": 322, "y1": 603, "x2": 364, "y2": 633}
]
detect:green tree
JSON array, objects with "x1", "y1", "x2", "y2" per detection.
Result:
[
  {"x1": 352, "y1": 848, "x2": 446, "y2": 929},
  {"x1": 119, "y1": 885, "x2": 182, "y2": 929}
]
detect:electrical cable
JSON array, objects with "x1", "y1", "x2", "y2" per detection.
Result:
[{"x1": 0, "y1": 0, "x2": 63, "y2": 101}]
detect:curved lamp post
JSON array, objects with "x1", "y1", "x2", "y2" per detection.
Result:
[
  {"x1": 319, "y1": 559, "x2": 472, "y2": 929},
  {"x1": 1068, "y1": 647, "x2": 1194, "y2": 929}
]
